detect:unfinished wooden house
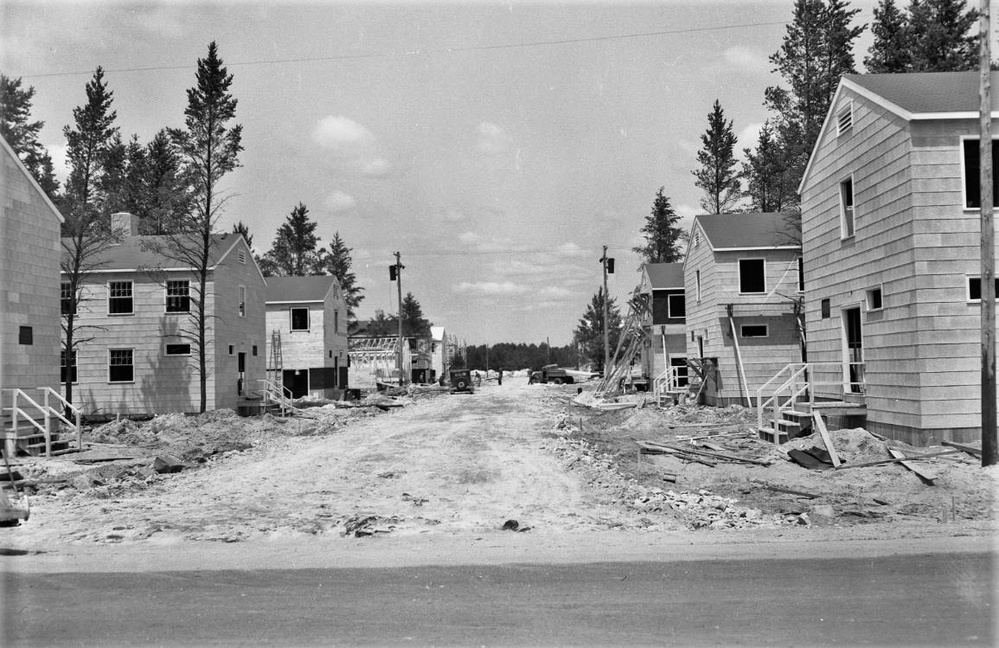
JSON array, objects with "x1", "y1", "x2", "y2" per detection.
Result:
[
  {"x1": 797, "y1": 71, "x2": 999, "y2": 445},
  {"x1": 683, "y1": 212, "x2": 804, "y2": 407},
  {"x1": 1, "y1": 136, "x2": 80, "y2": 455},
  {"x1": 637, "y1": 263, "x2": 688, "y2": 399},
  {"x1": 265, "y1": 275, "x2": 348, "y2": 399},
  {"x1": 62, "y1": 213, "x2": 266, "y2": 415}
]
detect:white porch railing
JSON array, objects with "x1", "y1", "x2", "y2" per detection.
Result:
[
  {"x1": 2, "y1": 387, "x2": 82, "y2": 457},
  {"x1": 257, "y1": 379, "x2": 307, "y2": 417},
  {"x1": 755, "y1": 362, "x2": 865, "y2": 432}
]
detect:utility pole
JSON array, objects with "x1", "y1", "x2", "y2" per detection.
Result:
[
  {"x1": 599, "y1": 246, "x2": 614, "y2": 373},
  {"x1": 392, "y1": 251, "x2": 405, "y2": 386},
  {"x1": 980, "y1": 0, "x2": 997, "y2": 467}
]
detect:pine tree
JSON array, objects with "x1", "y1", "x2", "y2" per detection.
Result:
[
  {"x1": 232, "y1": 221, "x2": 254, "y2": 249},
  {"x1": 60, "y1": 67, "x2": 120, "y2": 410},
  {"x1": 573, "y1": 288, "x2": 622, "y2": 373},
  {"x1": 143, "y1": 129, "x2": 190, "y2": 234},
  {"x1": 151, "y1": 42, "x2": 243, "y2": 413},
  {"x1": 0, "y1": 72, "x2": 59, "y2": 197},
  {"x1": 260, "y1": 202, "x2": 323, "y2": 276},
  {"x1": 742, "y1": 121, "x2": 797, "y2": 214},
  {"x1": 907, "y1": 0, "x2": 978, "y2": 72},
  {"x1": 865, "y1": 0, "x2": 911, "y2": 72},
  {"x1": 692, "y1": 100, "x2": 741, "y2": 214},
  {"x1": 401, "y1": 292, "x2": 432, "y2": 338},
  {"x1": 633, "y1": 188, "x2": 685, "y2": 264},
  {"x1": 324, "y1": 231, "x2": 365, "y2": 319}
]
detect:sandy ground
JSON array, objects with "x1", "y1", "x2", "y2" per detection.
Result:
[{"x1": 1, "y1": 376, "x2": 996, "y2": 572}]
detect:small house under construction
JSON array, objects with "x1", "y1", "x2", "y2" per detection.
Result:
[
  {"x1": 264, "y1": 275, "x2": 348, "y2": 399},
  {"x1": 638, "y1": 262, "x2": 687, "y2": 392},
  {"x1": 683, "y1": 212, "x2": 804, "y2": 407}
]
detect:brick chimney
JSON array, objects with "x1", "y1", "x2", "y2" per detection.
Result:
[{"x1": 111, "y1": 212, "x2": 140, "y2": 238}]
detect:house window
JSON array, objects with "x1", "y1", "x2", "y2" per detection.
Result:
[
  {"x1": 61, "y1": 282, "x2": 75, "y2": 315},
  {"x1": 166, "y1": 280, "x2": 190, "y2": 313},
  {"x1": 238, "y1": 285, "x2": 246, "y2": 317},
  {"x1": 667, "y1": 294, "x2": 686, "y2": 318},
  {"x1": 252, "y1": 345, "x2": 258, "y2": 356},
  {"x1": 836, "y1": 101, "x2": 853, "y2": 135},
  {"x1": 967, "y1": 276, "x2": 999, "y2": 301},
  {"x1": 228, "y1": 344, "x2": 234, "y2": 356},
  {"x1": 109, "y1": 349, "x2": 134, "y2": 383},
  {"x1": 291, "y1": 307, "x2": 310, "y2": 331},
  {"x1": 797, "y1": 257, "x2": 805, "y2": 293},
  {"x1": 18, "y1": 326, "x2": 32, "y2": 345},
  {"x1": 696, "y1": 270, "x2": 702, "y2": 303},
  {"x1": 741, "y1": 324, "x2": 769, "y2": 338},
  {"x1": 821, "y1": 299, "x2": 831, "y2": 319},
  {"x1": 108, "y1": 281, "x2": 133, "y2": 315},
  {"x1": 329, "y1": 350, "x2": 333, "y2": 359},
  {"x1": 165, "y1": 344, "x2": 191, "y2": 356},
  {"x1": 962, "y1": 137, "x2": 999, "y2": 209},
  {"x1": 866, "y1": 287, "x2": 883, "y2": 311},
  {"x1": 61, "y1": 349, "x2": 77, "y2": 384},
  {"x1": 334, "y1": 310, "x2": 339, "y2": 333},
  {"x1": 738, "y1": 259, "x2": 766, "y2": 294},
  {"x1": 840, "y1": 177, "x2": 855, "y2": 238}
]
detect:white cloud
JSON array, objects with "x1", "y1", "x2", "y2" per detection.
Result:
[
  {"x1": 47, "y1": 143, "x2": 70, "y2": 185},
  {"x1": 439, "y1": 208, "x2": 466, "y2": 223},
  {"x1": 454, "y1": 281, "x2": 528, "y2": 296},
  {"x1": 555, "y1": 242, "x2": 591, "y2": 259},
  {"x1": 476, "y1": 122, "x2": 512, "y2": 155},
  {"x1": 324, "y1": 190, "x2": 356, "y2": 212},
  {"x1": 458, "y1": 231, "x2": 483, "y2": 244},
  {"x1": 723, "y1": 46, "x2": 771, "y2": 73},
  {"x1": 739, "y1": 122, "x2": 764, "y2": 148},
  {"x1": 313, "y1": 115, "x2": 392, "y2": 177}
]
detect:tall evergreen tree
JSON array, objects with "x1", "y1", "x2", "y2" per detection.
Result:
[
  {"x1": 151, "y1": 42, "x2": 243, "y2": 413},
  {"x1": 0, "y1": 72, "x2": 59, "y2": 197},
  {"x1": 143, "y1": 129, "x2": 190, "y2": 234},
  {"x1": 260, "y1": 202, "x2": 323, "y2": 276},
  {"x1": 692, "y1": 100, "x2": 741, "y2": 214},
  {"x1": 742, "y1": 121, "x2": 797, "y2": 214},
  {"x1": 865, "y1": 0, "x2": 911, "y2": 72},
  {"x1": 907, "y1": 0, "x2": 978, "y2": 72},
  {"x1": 232, "y1": 221, "x2": 254, "y2": 249},
  {"x1": 400, "y1": 292, "x2": 432, "y2": 338},
  {"x1": 573, "y1": 288, "x2": 622, "y2": 373},
  {"x1": 633, "y1": 187, "x2": 685, "y2": 264},
  {"x1": 60, "y1": 67, "x2": 120, "y2": 409},
  {"x1": 324, "y1": 231, "x2": 365, "y2": 319}
]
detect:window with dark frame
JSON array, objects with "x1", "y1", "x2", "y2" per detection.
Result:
[
  {"x1": 291, "y1": 307, "x2": 310, "y2": 331},
  {"x1": 238, "y1": 286, "x2": 246, "y2": 317},
  {"x1": 968, "y1": 276, "x2": 999, "y2": 301},
  {"x1": 108, "y1": 281, "x2": 133, "y2": 314},
  {"x1": 741, "y1": 324, "x2": 769, "y2": 338},
  {"x1": 667, "y1": 294, "x2": 686, "y2": 318},
  {"x1": 18, "y1": 326, "x2": 32, "y2": 345},
  {"x1": 61, "y1": 282, "x2": 75, "y2": 315},
  {"x1": 738, "y1": 259, "x2": 766, "y2": 294},
  {"x1": 165, "y1": 343, "x2": 191, "y2": 356},
  {"x1": 61, "y1": 349, "x2": 77, "y2": 384},
  {"x1": 166, "y1": 280, "x2": 190, "y2": 313},
  {"x1": 867, "y1": 287, "x2": 883, "y2": 311},
  {"x1": 109, "y1": 349, "x2": 134, "y2": 382},
  {"x1": 821, "y1": 299, "x2": 831, "y2": 319},
  {"x1": 252, "y1": 345, "x2": 258, "y2": 356},
  {"x1": 797, "y1": 257, "x2": 805, "y2": 292},
  {"x1": 228, "y1": 344, "x2": 234, "y2": 356},
  {"x1": 962, "y1": 138, "x2": 999, "y2": 209},
  {"x1": 840, "y1": 178, "x2": 855, "y2": 238}
]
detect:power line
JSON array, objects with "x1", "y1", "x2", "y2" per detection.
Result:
[
  {"x1": 23, "y1": 20, "x2": 787, "y2": 80},
  {"x1": 354, "y1": 246, "x2": 635, "y2": 261}
]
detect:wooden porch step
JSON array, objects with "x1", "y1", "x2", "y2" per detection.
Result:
[{"x1": 758, "y1": 427, "x2": 789, "y2": 443}]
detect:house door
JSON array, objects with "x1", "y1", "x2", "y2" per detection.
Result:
[
  {"x1": 283, "y1": 369, "x2": 309, "y2": 399},
  {"x1": 237, "y1": 352, "x2": 246, "y2": 396},
  {"x1": 842, "y1": 307, "x2": 864, "y2": 393},
  {"x1": 670, "y1": 357, "x2": 688, "y2": 387},
  {"x1": 697, "y1": 336, "x2": 704, "y2": 359}
]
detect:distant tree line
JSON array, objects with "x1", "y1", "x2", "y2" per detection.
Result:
[{"x1": 462, "y1": 342, "x2": 578, "y2": 372}]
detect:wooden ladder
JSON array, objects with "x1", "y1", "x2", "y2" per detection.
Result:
[{"x1": 270, "y1": 329, "x2": 284, "y2": 391}]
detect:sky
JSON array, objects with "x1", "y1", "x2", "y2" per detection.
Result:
[{"x1": 1, "y1": 0, "x2": 882, "y2": 345}]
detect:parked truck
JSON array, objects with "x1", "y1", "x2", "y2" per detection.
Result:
[{"x1": 528, "y1": 364, "x2": 576, "y2": 385}]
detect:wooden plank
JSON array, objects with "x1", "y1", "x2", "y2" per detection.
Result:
[
  {"x1": 941, "y1": 440, "x2": 983, "y2": 457},
  {"x1": 886, "y1": 447, "x2": 937, "y2": 485},
  {"x1": 812, "y1": 412, "x2": 841, "y2": 467},
  {"x1": 834, "y1": 448, "x2": 962, "y2": 470},
  {"x1": 749, "y1": 480, "x2": 819, "y2": 499},
  {"x1": 662, "y1": 444, "x2": 771, "y2": 466}
]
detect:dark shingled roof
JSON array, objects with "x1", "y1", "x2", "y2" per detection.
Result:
[
  {"x1": 265, "y1": 275, "x2": 336, "y2": 303},
  {"x1": 695, "y1": 212, "x2": 799, "y2": 250},
  {"x1": 845, "y1": 71, "x2": 997, "y2": 116},
  {"x1": 62, "y1": 233, "x2": 239, "y2": 270},
  {"x1": 644, "y1": 263, "x2": 684, "y2": 289}
]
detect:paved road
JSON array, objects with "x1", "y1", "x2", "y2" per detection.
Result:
[{"x1": 4, "y1": 552, "x2": 993, "y2": 646}]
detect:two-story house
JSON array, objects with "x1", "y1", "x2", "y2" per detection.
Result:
[
  {"x1": 1, "y1": 135, "x2": 64, "y2": 449},
  {"x1": 799, "y1": 71, "x2": 999, "y2": 445},
  {"x1": 62, "y1": 212, "x2": 266, "y2": 415},
  {"x1": 264, "y1": 275, "x2": 348, "y2": 399},
  {"x1": 637, "y1": 262, "x2": 687, "y2": 386},
  {"x1": 683, "y1": 212, "x2": 804, "y2": 406}
]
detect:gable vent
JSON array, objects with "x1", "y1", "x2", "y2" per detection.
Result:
[{"x1": 837, "y1": 102, "x2": 853, "y2": 135}]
